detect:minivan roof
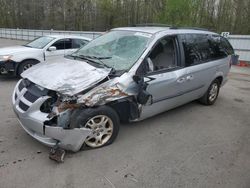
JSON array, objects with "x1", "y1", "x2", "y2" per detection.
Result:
[{"x1": 113, "y1": 27, "x2": 217, "y2": 35}]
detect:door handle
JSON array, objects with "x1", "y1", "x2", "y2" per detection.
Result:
[
  {"x1": 177, "y1": 77, "x2": 186, "y2": 83},
  {"x1": 186, "y1": 75, "x2": 194, "y2": 81}
]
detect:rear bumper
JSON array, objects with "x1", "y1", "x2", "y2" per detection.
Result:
[{"x1": 12, "y1": 79, "x2": 91, "y2": 152}]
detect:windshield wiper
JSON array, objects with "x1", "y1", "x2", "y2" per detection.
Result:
[
  {"x1": 87, "y1": 56, "x2": 117, "y2": 75},
  {"x1": 69, "y1": 54, "x2": 97, "y2": 64},
  {"x1": 69, "y1": 54, "x2": 116, "y2": 75},
  {"x1": 79, "y1": 55, "x2": 113, "y2": 69},
  {"x1": 94, "y1": 56, "x2": 112, "y2": 60}
]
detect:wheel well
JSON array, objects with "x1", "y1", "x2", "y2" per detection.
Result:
[
  {"x1": 215, "y1": 76, "x2": 223, "y2": 85},
  {"x1": 21, "y1": 59, "x2": 40, "y2": 65},
  {"x1": 108, "y1": 98, "x2": 140, "y2": 123},
  {"x1": 16, "y1": 59, "x2": 40, "y2": 75}
]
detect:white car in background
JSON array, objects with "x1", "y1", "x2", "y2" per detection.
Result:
[{"x1": 0, "y1": 35, "x2": 91, "y2": 76}]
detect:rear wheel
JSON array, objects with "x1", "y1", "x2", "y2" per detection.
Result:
[
  {"x1": 17, "y1": 60, "x2": 38, "y2": 76},
  {"x1": 199, "y1": 79, "x2": 220, "y2": 105},
  {"x1": 70, "y1": 106, "x2": 120, "y2": 149}
]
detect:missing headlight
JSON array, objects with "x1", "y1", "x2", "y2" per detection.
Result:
[{"x1": 40, "y1": 97, "x2": 56, "y2": 113}]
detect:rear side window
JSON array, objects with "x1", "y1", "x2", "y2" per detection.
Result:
[
  {"x1": 180, "y1": 34, "x2": 233, "y2": 67},
  {"x1": 52, "y1": 39, "x2": 72, "y2": 50},
  {"x1": 72, "y1": 39, "x2": 88, "y2": 48},
  {"x1": 222, "y1": 37, "x2": 234, "y2": 55},
  {"x1": 180, "y1": 34, "x2": 214, "y2": 66},
  {"x1": 211, "y1": 35, "x2": 234, "y2": 58}
]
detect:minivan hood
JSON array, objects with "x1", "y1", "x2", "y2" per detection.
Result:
[
  {"x1": 21, "y1": 57, "x2": 111, "y2": 96},
  {"x1": 0, "y1": 46, "x2": 40, "y2": 55}
]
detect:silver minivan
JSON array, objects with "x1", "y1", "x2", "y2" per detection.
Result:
[{"x1": 12, "y1": 27, "x2": 234, "y2": 152}]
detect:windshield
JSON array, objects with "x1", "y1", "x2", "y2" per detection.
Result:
[
  {"x1": 73, "y1": 30, "x2": 152, "y2": 71},
  {"x1": 24, "y1": 36, "x2": 55, "y2": 49}
]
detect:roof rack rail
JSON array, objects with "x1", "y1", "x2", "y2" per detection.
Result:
[
  {"x1": 130, "y1": 24, "x2": 209, "y2": 31},
  {"x1": 132, "y1": 23, "x2": 172, "y2": 27},
  {"x1": 169, "y1": 26, "x2": 209, "y2": 31}
]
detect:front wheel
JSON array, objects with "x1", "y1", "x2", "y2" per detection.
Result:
[
  {"x1": 70, "y1": 106, "x2": 120, "y2": 149},
  {"x1": 199, "y1": 79, "x2": 220, "y2": 105},
  {"x1": 17, "y1": 60, "x2": 38, "y2": 76}
]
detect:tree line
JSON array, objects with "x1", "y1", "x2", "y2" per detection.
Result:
[{"x1": 0, "y1": 0, "x2": 249, "y2": 34}]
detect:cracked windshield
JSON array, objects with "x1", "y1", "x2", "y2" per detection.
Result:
[{"x1": 74, "y1": 30, "x2": 152, "y2": 71}]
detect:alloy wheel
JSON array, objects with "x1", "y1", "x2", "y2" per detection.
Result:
[
  {"x1": 84, "y1": 115, "x2": 113, "y2": 148},
  {"x1": 23, "y1": 63, "x2": 33, "y2": 71},
  {"x1": 208, "y1": 83, "x2": 218, "y2": 102}
]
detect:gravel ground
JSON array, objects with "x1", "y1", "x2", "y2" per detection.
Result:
[{"x1": 0, "y1": 38, "x2": 250, "y2": 188}]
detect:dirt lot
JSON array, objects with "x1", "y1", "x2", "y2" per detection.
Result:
[{"x1": 0, "y1": 38, "x2": 250, "y2": 188}]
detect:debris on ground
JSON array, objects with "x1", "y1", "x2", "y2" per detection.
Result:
[
  {"x1": 103, "y1": 176, "x2": 115, "y2": 188},
  {"x1": 124, "y1": 173, "x2": 138, "y2": 183},
  {"x1": 49, "y1": 147, "x2": 66, "y2": 163}
]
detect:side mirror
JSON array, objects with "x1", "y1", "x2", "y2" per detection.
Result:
[
  {"x1": 133, "y1": 75, "x2": 141, "y2": 84},
  {"x1": 48, "y1": 46, "x2": 57, "y2": 52},
  {"x1": 137, "y1": 90, "x2": 153, "y2": 105},
  {"x1": 133, "y1": 75, "x2": 154, "y2": 105}
]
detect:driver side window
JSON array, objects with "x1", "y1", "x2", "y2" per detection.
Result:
[
  {"x1": 51, "y1": 39, "x2": 72, "y2": 50},
  {"x1": 147, "y1": 36, "x2": 177, "y2": 72}
]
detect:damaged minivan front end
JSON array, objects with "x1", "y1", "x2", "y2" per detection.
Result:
[{"x1": 12, "y1": 60, "x2": 137, "y2": 152}]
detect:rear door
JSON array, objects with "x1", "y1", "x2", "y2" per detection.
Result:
[
  {"x1": 179, "y1": 34, "x2": 233, "y2": 99},
  {"x1": 178, "y1": 34, "x2": 218, "y2": 100}
]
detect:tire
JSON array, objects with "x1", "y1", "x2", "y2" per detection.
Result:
[
  {"x1": 199, "y1": 79, "x2": 220, "y2": 105},
  {"x1": 17, "y1": 60, "x2": 38, "y2": 76},
  {"x1": 70, "y1": 106, "x2": 120, "y2": 149}
]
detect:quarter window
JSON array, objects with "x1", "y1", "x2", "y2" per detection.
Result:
[
  {"x1": 220, "y1": 37, "x2": 234, "y2": 55},
  {"x1": 210, "y1": 36, "x2": 234, "y2": 57}
]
